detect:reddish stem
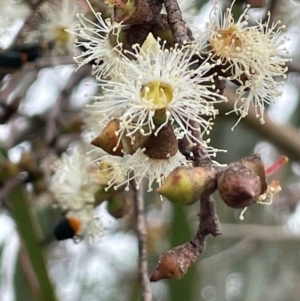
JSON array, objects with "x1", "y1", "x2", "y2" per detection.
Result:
[{"x1": 265, "y1": 156, "x2": 288, "y2": 175}]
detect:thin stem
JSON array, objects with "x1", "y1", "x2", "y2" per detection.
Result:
[
  {"x1": 8, "y1": 183, "x2": 57, "y2": 301},
  {"x1": 199, "y1": 196, "x2": 222, "y2": 237},
  {"x1": 192, "y1": 196, "x2": 222, "y2": 253},
  {"x1": 265, "y1": 155, "x2": 288, "y2": 175},
  {"x1": 131, "y1": 178, "x2": 152, "y2": 301},
  {"x1": 287, "y1": 61, "x2": 300, "y2": 73},
  {"x1": 18, "y1": 244, "x2": 40, "y2": 301},
  {"x1": 45, "y1": 64, "x2": 91, "y2": 145},
  {"x1": 186, "y1": 118, "x2": 222, "y2": 255}
]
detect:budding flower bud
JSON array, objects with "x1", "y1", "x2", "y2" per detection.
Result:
[
  {"x1": 0, "y1": 160, "x2": 19, "y2": 181},
  {"x1": 91, "y1": 119, "x2": 123, "y2": 156},
  {"x1": 218, "y1": 164, "x2": 262, "y2": 208},
  {"x1": 157, "y1": 166, "x2": 217, "y2": 205},
  {"x1": 150, "y1": 242, "x2": 199, "y2": 281},
  {"x1": 19, "y1": 152, "x2": 37, "y2": 173},
  {"x1": 106, "y1": 192, "x2": 131, "y2": 218},
  {"x1": 142, "y1": 123, "x2": 178, "y2": 159},
  {"x1": 218, "y1": 154, "x2": 267, "y2": 208}
]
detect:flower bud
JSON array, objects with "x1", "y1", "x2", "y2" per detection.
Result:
[
  {"x1": 142, "y1": 123, "x2": 178, "y2": 159},
  {"x1": 91, "y1": 119, "x2": 123, "y2": 156},
  {"x1": 218, "y1": 154, "x2": 267, "y2": 208},
  {"x1": 121, "y1": 130, "x2": 150, "y2": 155},
  {"x1": 150, "y1": 242, "x2": 199, "y2": 281},
  {"x1": 19, "y1": 152, "x2": 37, "y2": 173},
  {"x1": 94, "y1": 186, "x2": 112, "y2": 204},
  {"x1": 0, "y1": 160, "x2": 19, "y2": 181},
  {"x1": 106, "y1": 192, "x2": 131, "y2": 218},
  {"x1": 157, "y1": 166, "x2": 217, "y2": 205},
  {"x1": 61, "y1": 116, "x2": 84, "y2": 134},
  {"x1": 91, "y1": 119, "x2": 151, "y2": 156}
]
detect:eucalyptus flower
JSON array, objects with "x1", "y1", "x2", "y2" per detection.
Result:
[
  {"x1": 50, "y1": 147, "x2": 98, "y2": 211},
  {"x1": 90, "y1": 39, "x2": 224, "y2": 147},
  {"x1": 26, "y1": 0, "x2": 79, "y2": 53},
  {"x1": 68, "y1": 0, "x2": 124, "y2": 79},
  {"x1": 205, "y1": 0, "x2": 289, "y2": 125}
]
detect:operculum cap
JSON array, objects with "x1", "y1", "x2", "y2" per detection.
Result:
[
  {"x1": 91, "y1": 119, "x2": 123, "y2": 156},
  {"x1": 91, "y1": 118, "x2": 151, "y2": 156},
  {"x1": 157, "y1": 166, "x2": 217, "y2": 205},
  {"x1": 142, "y1": 123, "x2": 178, "y2": 159}
]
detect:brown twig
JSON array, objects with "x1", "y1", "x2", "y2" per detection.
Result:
[
  {"x1": 246, "y1": 0, "x2": 265, "y2": 8},
  {"x1": 45, "y1": 64, "x2": 91, "y2": 145},
  {"x1": 202, "y1": 199, "x2": 221, "y2": 235},
  {"x1": 189, "y1": 120, "x2": 214, "y2": 167},
  {"x1": 0, "y1": 68, "x2": 38, "y2": 107},
  {"x1": 187, "y1": 120, "x2": 222, "y2": 252},
  {"x1": 149, "y1": 0, "x2": 164, "y2": 17},
  {"x1": 287, "y1": 61, "x2": 300, "y2": 74},
  {"x1": 130, "y1": 178, "x2": 152, "y2": 301},
  {"x1": 187, "y1": 196, "x2": 222, "y2": 255},
  {"x1": 19, "y1": 244, "x2": 40, "y2": 300},
  {"x1": 0, "y1": 97, "x2": 22, "y2": 124},
  {"x1": 24, "y1": 0, "x2": 47, "y2": 10},
  {"x1": 164, "y1": 0, "x2": 193, "y2": 44},
  {"x1": 28, "y1": 56, "x2": 75, "y2": 69},
  {"x1": 0, "y1": 56, "x2": 74, "y2": 123},
  {"x1": 0, "y1": 172, "x2": 28, "y2": 202}
]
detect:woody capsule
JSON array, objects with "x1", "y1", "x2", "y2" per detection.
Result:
[{"x1": 217, "y1": 154, "x2": 287, "y2": 209}]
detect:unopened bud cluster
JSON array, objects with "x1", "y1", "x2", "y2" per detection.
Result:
[
  {"x1": 149, "y1": 154, "x2": 287, "y2": 281},
  {"x1": 156, "y1": 153, "x2": 285, "y2": 210}
]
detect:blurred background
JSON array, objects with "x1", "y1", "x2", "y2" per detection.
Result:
[{"x1": 1, "y1": 0, "x2": 300, "y2": 300}]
